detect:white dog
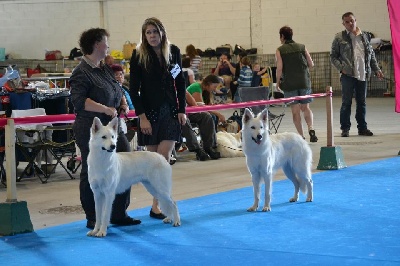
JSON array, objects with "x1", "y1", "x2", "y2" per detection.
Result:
[
  {"x1": 241, "y1": 108, "x2": 313, "y2": 212},
  {"x1": 216, "y1": 131, "x2": 244, "y2": 158},
  {"x1": 87, "y1": 117, "x2": 180, "y2": 237}
]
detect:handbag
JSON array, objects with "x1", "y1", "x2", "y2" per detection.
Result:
[
  {"x1": 45, "y1": 50, "x2": 63, "y2": 60},
  {"x1": 123, "y1": 41, "x2": 136, "y2": 59}
]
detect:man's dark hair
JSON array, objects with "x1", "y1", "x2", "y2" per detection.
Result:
[
  {"x1": 342, "y1": 12, "x2": 355, "y2": 20},
  {"x1": 279, "y1": 26, "x2": 293, "y2": 41}
]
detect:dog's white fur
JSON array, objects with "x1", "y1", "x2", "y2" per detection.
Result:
[
  {"x1": 87, "y1": 117, "x2": 180, "y2": 237},
  {"x1": 241, "y1": 108, "x2": 313, "y2": 212},
  {"x1": 216, "y1": 131, "x2": 244, "y2": 158}
]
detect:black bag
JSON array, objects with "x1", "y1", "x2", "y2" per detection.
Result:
[
  {"x1": 233, "y1": 44, "x2": 246, "y2": 55},
  {"x1": 69, "y1": 47, "x2": 83, "y2": 60},
  {"x1": 246, "y1": 48, "x2": 257, "y2": 55},
  {"x1": 228, "y1": 110, "x2": 242, "y2": 129},
  {"x1": 196, "y1": 48, "x2": 204, "y2": 57},
  {"x1": 203, "y1": 48, "x2": 216, "y2": 58}
]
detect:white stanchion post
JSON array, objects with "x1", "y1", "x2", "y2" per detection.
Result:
[
  {"x1": 0, "y1": 118, "x2": 33, "y2": 235},
  {"x1": 326, "y1": 86, "x2": 334, "y2": 147},
  {"x1": 5, "y1": 119, "x2": 17, "y2": 202}
]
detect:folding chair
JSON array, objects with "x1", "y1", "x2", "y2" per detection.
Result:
[
  {"x1": 41, "y1": 124, "x2": 75, "y2": 180},
  {"x1": 12, "y1": 108, "x2": 52, "y2": 183},
  {"x1": 237, "y1": 86, "x2": 286, "y2": 134},
  {"x1": 12, "y1": 108, "x2": 75, "y2": 183}
]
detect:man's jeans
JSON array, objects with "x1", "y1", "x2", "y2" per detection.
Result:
[{"x1": 340, "y1": 74, "x2": 368, "y2": 131}]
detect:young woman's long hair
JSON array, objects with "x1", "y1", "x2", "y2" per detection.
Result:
[{"x1": 137, "y1": 17, "x2": 171, "y2": 71}]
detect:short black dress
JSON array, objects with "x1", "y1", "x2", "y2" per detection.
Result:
[{"x1": 137, "y1": 102, "x2": 182, "y2": 146}]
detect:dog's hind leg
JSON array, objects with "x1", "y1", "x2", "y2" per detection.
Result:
[
  {"x1": 282, "y1": 165, "x2": 300, "y2": 203},
  {"x1": 248, "y1": 173, "x2": 262, "y2": 212},
  {"x1": 158, "y1": 197, "x2": 181, "y2": 227},
  {"x1": 142, "y1": 180, "x2": 181, "y2": 227}
]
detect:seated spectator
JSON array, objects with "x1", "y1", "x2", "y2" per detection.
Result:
[
  {"x1": 182, "y1": 57, "x2": 195, "y2": 86},
  {"x1": 232, "y1": 52, "x2": 248, "y2": 99},
  {"x1": 251, "y1": 63, "x2": 268, "y2": 87},
  {"x1": 111, "y1": 64, "x2": 134, "y2": 110},
  {"x1": 182, "y1": 91, "x2": 220, "y2": 160},
  {"x1": 186, "y1": 44, "x2": 202, "y2": 80},
  {"x1": 105, "y1": 55, "x2": 115, "y2": 66},
  {"x1": 233, "y1": 56, "x2": 253, "y2": 102},
  {"x1": 187, "y1": 74, "x2": 226, "y2": 145},
  {"x1": 237, "y1": 56, "x2": 253, "y2": 87},
  {"x1": 213, "y1": 53, "x2": 236, "y2": 91}
]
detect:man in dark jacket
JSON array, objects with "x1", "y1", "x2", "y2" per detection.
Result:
[{"x1": 330, "y1": 12, "x2": 384, "y2": 137}]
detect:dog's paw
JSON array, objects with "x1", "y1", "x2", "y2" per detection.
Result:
[
  {"x1": 87, "y1": 229, "x2": 98, "y2": 237},
  {"x1": 163, "y1": 217, "x2": 172, "y2": 224},
  {"x1": 247, "y1": 206, "x2": 258, "y2": 212},
  {"x1": 306, "y1": 197, "x2": 313, "y2": 202},
  {"x1": 95, "y1": 230, "x2": 107, "y2": 237},
  {"x1": 261, "y1": 206, "x2": 271, "y2": 212},
  {"x1": 289, "y1": 197, "x2": 299, "y2": 202},
  {"x1": 173, "y1": 220, "x2": 181, "y2": 227}
]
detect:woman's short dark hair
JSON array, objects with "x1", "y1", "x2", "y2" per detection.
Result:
[
  {"x1": 79, "y1": 28, "x2": 109, "y2": 55},
  {"x1": 279, "y1": 26, "x2": 293, "y2": 41}
]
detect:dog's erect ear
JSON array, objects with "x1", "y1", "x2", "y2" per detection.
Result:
[
  {"x1": 260, "y1": 108, "x2": 269, "y2": 123},
  {"x1": 91, "y1": 117, "x2": 103, "y2": 133},
  {"x1": 109, "y1": 117, "x2": 119, "y2": 132},
  {"x1": 242, "y1": 108, "x2": 254, "y2": 124}
]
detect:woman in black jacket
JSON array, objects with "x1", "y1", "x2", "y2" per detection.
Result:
[{"x1": 130, "y1": 17, "x2": 186, "y2": 219}]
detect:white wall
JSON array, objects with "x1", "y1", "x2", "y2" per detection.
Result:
[{"x1": 0, "y1": 0, "x2": 391, "y2": 59}]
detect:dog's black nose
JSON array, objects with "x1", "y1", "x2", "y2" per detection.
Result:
[
  {"x1": 257, "y1": 134, "x2": 262, "y2": 140},
  {"x1": 110, "y1": 144, "x2": 116, "y2": 150}
]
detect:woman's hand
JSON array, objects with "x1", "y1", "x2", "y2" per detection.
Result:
[
  {"x1": 105, "y1": 106, "x2": 118, "y2": 118},
  {"x1": 140, "y1": 116, "x2": 152, "y2": 135},
  {"x1": 178, "y1": 113, "x2": 187, "y2": 125},
  {"x1": 119, "y1": 104, "x2": 129, "y2": 114}
]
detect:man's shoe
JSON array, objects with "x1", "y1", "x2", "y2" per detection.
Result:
[
  {"x1": 110, "y1": 216, "x2": 142, "y2": 226},
  {"x1": 358, "y1": 129, "x2": 373, "y2": 136},
  {"x1": 195, "y1": 149, "x2": 210, "y2": 161},
  {"x1": 341, "y1": 130, "x2": 349, "y2": 137},
  {"x1": 149, "y1": 209, "x2": 166, "y2": 219},
  {"x1": 309, "y1": 130, "x2": 318, "y2": 142},
  {"x1": 205, "y1": 149, "x2": 221, "y2": 160},
  {"x1": 86, "y1": 220, "x2": 96, "y2": 229}
]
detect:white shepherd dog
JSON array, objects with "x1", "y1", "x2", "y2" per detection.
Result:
[
  {"x1": 87, "y1": 117, "x2": 180, "y2": 237},
  {"x1": 241, "y1": 108, "x2": 313, "y2": 212}
]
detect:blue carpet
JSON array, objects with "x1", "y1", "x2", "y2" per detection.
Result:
[{"x1": 1, "y1": 157, "x2": 400, "y2": 266}]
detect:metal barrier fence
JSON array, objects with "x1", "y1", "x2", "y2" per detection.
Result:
[{"x1": 199, "y1": 50, "x2": 394, "y2": 97}]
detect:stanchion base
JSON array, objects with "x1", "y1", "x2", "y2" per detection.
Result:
[
  {"x1": 0, "y1": 201, "x2": 33, "y2": 236},
  {"x1": 317, "y1": 146, "x2": 347, "y2": 170}
]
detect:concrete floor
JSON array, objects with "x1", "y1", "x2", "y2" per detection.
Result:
[{"x1": 1, "y1": 97, "x2": 399, "y2": 231}]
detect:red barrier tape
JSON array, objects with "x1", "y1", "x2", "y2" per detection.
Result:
[{"x1": 0, "y1": 93, "x2": 328, "y2": 127}]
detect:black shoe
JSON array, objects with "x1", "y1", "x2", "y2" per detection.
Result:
[
  {"x1": 110, "y1": 216, "x2": 141, "y2": 226},
  {"x1": 309, "y1": 130, "x2": 318, "y2": 142},
  {"x1": 195, "y1": 149, "x2": 210, "y2": 161},
  {"x1": 169, "y1": 154, "x2": 177, "y2": 165},
  {"x1": 205, "y1": 149, "x2": 221, "y2": 160},
  {"x1": 86, "y1": 220, "x2": 96, "y2": 229},
  {"x1": 150, "y1": 209, "x2": 166, "y2": 219},
  {"x1": 358, "y1": 129, "x2": 373, "y2": 136},
  {"x1": 341, "y1": 130, "x2": 349, "y2": 137}
]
